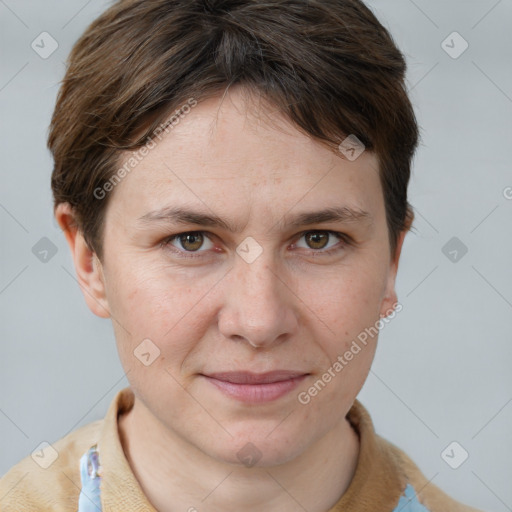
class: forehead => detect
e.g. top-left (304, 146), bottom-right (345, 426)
top-left (106, 88), bottom-right (383, 228)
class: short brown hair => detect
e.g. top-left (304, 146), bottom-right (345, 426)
top-left (49, 0), bottom-right (419, 261)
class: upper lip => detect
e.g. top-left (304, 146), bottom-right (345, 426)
top-left (203, 371), bottom-right (308, 384)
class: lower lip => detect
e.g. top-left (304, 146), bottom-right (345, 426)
top-left (202, 375), bottom-right (308, 403)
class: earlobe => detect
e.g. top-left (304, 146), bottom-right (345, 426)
top-left (55, 203), bottom-right (111, 319)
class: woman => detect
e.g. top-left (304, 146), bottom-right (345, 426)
top-left (0, 1), bottom-right (482, 510)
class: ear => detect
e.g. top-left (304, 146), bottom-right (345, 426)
top-left (379, 228), bottom-right (407, 318)
top-left (55, 203), bottom-right (111, 319)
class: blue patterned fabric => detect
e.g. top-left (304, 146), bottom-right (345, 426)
top-left (392, 483), bottom-right (431, 511)
top-left (77, 445), bottom-right (102, 512)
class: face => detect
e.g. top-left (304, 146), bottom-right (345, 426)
top-left (68, 87), bottom-right (404, 467)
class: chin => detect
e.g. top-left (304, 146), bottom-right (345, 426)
top-left (204, 429), bottom-right (311, 469)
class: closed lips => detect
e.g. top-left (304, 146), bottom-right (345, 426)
top-left (203, 371), bottom-right (308, 384)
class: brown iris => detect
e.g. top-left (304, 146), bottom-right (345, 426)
top-left (304, 232), bottom-right (329, 250)
top-left (179, 232), bottom-right (204, 251)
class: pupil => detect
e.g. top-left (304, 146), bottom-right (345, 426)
top-left (182, 233), bottom-right (202, 251)
top-left (308, 232), bottom-right (328, 249)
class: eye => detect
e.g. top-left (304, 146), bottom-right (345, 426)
top-left (294, 230), bottom-right (349, 254)
top-left (160, 229), bottom-right (350, 260)
top-left (161, 231), bottom-right (215, 257)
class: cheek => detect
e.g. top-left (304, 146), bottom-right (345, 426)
top-left (296, 271), bottom-right (380, 413)
top-left (107, 261), bottom-right (216, 357)
top-left (299, 260), bottom-right (387, 352)
top-left (106, 246), bottom-right (388, 374)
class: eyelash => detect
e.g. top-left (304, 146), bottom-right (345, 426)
top-left (160, 230), bottom-right (352, 259)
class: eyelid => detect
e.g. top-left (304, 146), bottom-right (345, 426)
top-left (161, 229), bottom-right (351, 258)
top-left (160, 231), bottom-right (216, 258)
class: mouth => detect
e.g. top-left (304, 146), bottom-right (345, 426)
top-left (200, 371), bottom-right (309, 403)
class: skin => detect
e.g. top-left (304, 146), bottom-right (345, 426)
top-left (56, 86), bottom-right (407, 512)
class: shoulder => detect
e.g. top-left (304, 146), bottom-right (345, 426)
top-left (376, 435), bottom-right (483, 512)
top-left (0, 419), bottom-right (103, 512)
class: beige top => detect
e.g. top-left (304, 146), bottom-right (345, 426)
top-left (0, 387), bottom-right (482, 511)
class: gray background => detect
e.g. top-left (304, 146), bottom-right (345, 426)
top-left (1, 0), bottom-right (511, 510)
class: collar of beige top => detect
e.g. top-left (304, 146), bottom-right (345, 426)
top-left (95, 387), bottom-right (406, 512)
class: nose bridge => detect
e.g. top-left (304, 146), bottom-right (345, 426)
top-left (218, 248), bottom-right (296, 347)
top-left (242, 254), bottom-right (282, 298)
top-left (234, 250), bottom-right (284, 315)
top-left (239, 244), bottom-right (275, 284)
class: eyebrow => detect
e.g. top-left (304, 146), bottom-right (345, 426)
top-left (137, 205), bottom-right (373, 232)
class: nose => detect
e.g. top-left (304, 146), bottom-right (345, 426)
top-left (217, 255), bottom-right (298, 349)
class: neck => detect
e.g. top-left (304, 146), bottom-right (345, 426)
top-left (118, 398), bottom-right (360, 512)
